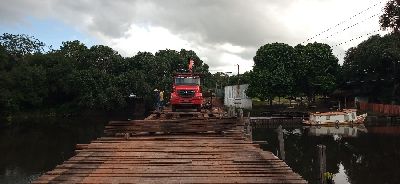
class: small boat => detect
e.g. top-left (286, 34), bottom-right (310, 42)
top-left (303, 109), bottom-right (367, 126)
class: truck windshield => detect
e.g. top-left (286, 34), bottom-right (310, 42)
top-left (175, 77), bottom-right (200, 85)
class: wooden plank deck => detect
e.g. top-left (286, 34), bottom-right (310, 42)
top-left (250, 117), bottom-right (303, 129)
top-left (104, 118), bottom-right (237, 136)
top-left (33, 111), bottom-right (307, 184)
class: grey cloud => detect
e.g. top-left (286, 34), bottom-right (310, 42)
top-left (0, 0), bottom-right (297, 47)
top-left (240, 47), bottom-right (258, 60)
top-left (52, 0), bottom-right (138, 38)
top-left (0, 0), bottom-right (309, 71)
top-left (138, 0), bottom-right (293, 47)
top-left (0, 0), bottom-right (49, 24)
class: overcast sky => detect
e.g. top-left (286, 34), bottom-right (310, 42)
top-left (0, 0), bottom-right (388, 73)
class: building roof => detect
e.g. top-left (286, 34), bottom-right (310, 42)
top-left (311, 112), bottom-right (347, 116)
top-left (343, 109), bottom-right (357, 112)
top-left (310, 109), bottom-right (357, 116)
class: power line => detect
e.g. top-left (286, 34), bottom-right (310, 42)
top-left (332, 29), bottom-right (380, 47)
top-left (324, 13), bottom-right (380, 40)
top-left (331, 29), bottom-right (381, 61)
top-left (302, 1), bottom-right (385, 44)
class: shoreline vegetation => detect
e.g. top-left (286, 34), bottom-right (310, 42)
top-left (1, 30), bottom-right (399, 120)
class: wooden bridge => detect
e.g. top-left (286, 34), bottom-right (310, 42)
top-left (250, 117), bottom-right (303, 129)
top-left (33, 109), bottom-right (307, 184)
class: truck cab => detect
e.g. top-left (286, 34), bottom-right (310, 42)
top-left (170, 73), bottom-right (203, 112)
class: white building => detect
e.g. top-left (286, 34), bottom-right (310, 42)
top-left (224, 84), bottom-right (252, 109)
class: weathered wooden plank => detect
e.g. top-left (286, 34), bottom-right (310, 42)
top-left (34, 176), bottom-right (308, 184)
top-left (34, 111), bottom-right (307, 184)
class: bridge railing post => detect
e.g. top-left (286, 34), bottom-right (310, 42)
top-left (228, 106), bottom-right (235, 117)
top-left (277, 125), bottom-right (285, 161)
top-left (248, 112), bottom-right (252, 141)
top-left (317, 144), bottom-right (327, 184)
top-left (238, 108), bottom-right (243, 120)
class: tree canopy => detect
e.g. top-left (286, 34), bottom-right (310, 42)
top-left (294, 43), bottom-right (340, 100)
top-left (0, 33), bottom-right (45, 57)
top-left (247, 42), bottom-right (339, 103)
top-left (0, 33), bottom-right (211, 115)
top-left (342, 33), bottom-right (400, 104)
top-left (247, 43), bottom-right (296, 102)
top-left (380, 0), bottom-right (400, 34)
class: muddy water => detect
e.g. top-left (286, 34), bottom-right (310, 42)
top-left (253, 124), bottom-right (400, 184)
top-left (1, 117), bottom-right (400, 184)
top-left (0, 117), bottom-right (108, 184)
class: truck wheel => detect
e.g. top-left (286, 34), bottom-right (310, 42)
top-left (197, 105), bottom-right (201, 112)
top-left (172, 105), bottom-right (176, 112)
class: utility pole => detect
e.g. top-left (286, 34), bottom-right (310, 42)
top-left (235, 64), bottom-right (241, 108)
top-left (236, 64), bottom-right (240, 99)
top-left (237, 64), bottom-right (240, 85)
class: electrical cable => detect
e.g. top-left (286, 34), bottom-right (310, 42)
top-left (302, 1), bottom-right (385, 44)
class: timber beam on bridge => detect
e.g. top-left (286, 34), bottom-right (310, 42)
top-left (33, 108), bottom-right (307, 184)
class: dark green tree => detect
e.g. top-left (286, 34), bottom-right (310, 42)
top-left (0, 33), bottom-right (45, 57)
top-left (0, 45), bottom-right (11, 70)
top-left (228, 71), bottom-right (251, 86)
top-left (0, 34), bottom-right (48, 113)
top-left (202, 72), bottom-right (231, 96)
top-left (58, 40), bottom-right (88, 64)
top-left (6, 63), bottom-right (47, 110)
top-left (380, 0), bottom-right (400, 34)
top-left (125, 52), bottom-right (157, 96)
top-left (342, 34), bottom-right (400, 103)
top-left (87, 45), bottom-right (124, 75)
top-left (294, 43), bottom-right (339, 101)
top-left (153, 49), bottom-right (210, 94)
top-left (247, 43), bottom-right (296, 104)
top-left (0, 32), bottom-right (212, 115)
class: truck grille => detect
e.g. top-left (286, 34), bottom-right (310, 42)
top-left (178, 90), bottom-right (195, 98)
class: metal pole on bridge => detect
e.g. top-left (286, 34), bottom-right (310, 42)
top-left (248, 112), bottom-right (252, 141)
top-left (277, 125), bottom-right (285, 161)
top-left (317, 144), bottom-right (327, 184)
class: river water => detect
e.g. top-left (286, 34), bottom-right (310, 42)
top-left (0, 117), bottom-right (108, 184)
top-left (1, 117), bottom-right (400, 184)
top-left (253, 124), bottom-right (400, 184)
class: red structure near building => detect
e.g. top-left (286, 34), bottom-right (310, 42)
top-left (359, 102), bottom-right (400, 116)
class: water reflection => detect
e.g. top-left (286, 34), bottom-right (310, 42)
top-left (0, 117), bottom-right (107, 184)
top-left (1, 117), bottom-right (400, 184)
top-left (305, 125), bottom-right (368, 137)
top-left (332, 163), bottom-right (350, 184)
top-left (253, 124), bottom-right (400, 184)
top-left (367, 126), bottom-right (400, 135)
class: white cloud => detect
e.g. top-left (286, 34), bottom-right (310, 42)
top-left (103, 24), bottom-right (191, 56)
top-left (0, 0), bottom-right (391, 70)
top-left (278, 0), bottom-right (388, 64)
top-left (213, 53), bottom-right (253, 74)
top-left (96, 24), bottom-right (253, 74)
top-left (218, 43), bottom-right (246, 54)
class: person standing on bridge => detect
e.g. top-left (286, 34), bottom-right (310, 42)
top-left (159, 90), bottom-right (164, 111)
top-left (154, 89), bottom-right (160, 113)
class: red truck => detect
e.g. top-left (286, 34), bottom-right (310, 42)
top-left (170, 72), bottom-right (203, 112)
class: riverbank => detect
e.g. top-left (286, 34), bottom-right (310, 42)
top-left (249, 99), bottom-right (334, 117)
top-left (2, 114), bottom-right (400, 184)
top-left (0, 116), bottom-right (109, 184)
top-left (0, 107), bottom-right (148, 127)
top-left (250, 99), bottom-right (400, 119)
